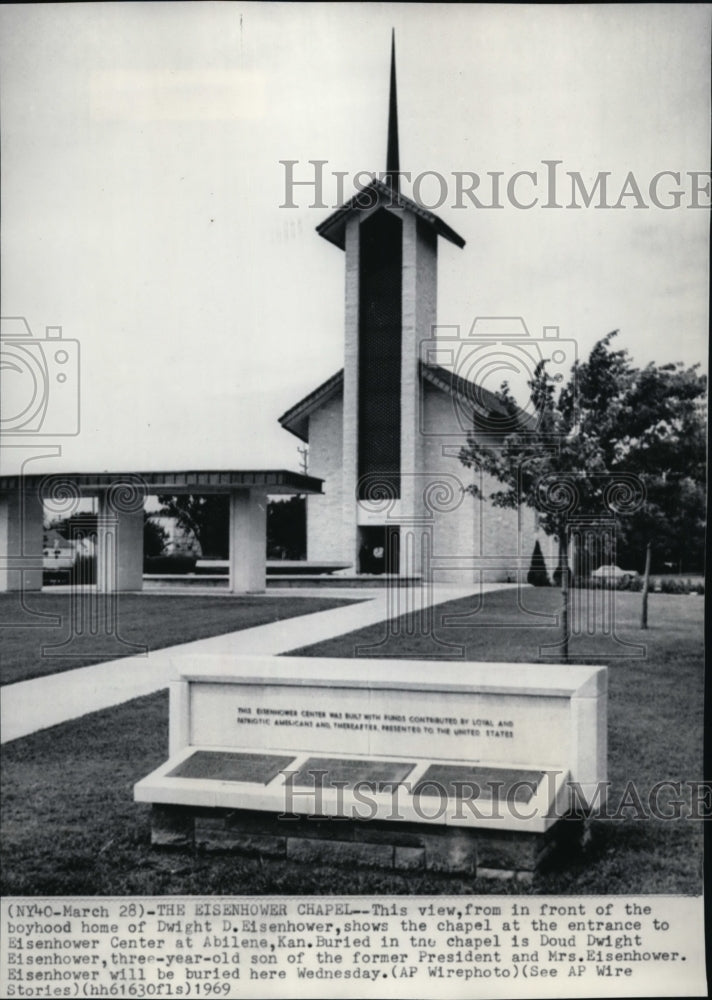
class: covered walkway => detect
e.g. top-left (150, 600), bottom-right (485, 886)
top-left (0, 468), bottom-right (322, 594)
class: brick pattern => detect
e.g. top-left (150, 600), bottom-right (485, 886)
top-left (341, 216), bottom-right (361, 567)
top-left (302, 201), bottom-right (539, 576)
top-left (420, 384), bottom-right (538, 582)
top-left (151, 805), bottom-right (569, 877)
top-left (305, 373), bottom-right (537, 581)
top-left (306, 390), bottom-right (345, 562)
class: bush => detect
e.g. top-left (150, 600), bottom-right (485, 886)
top-left (143, 554), bottom-right (197, 575)
top-left (576, 574), bottom-right (642, 591)
top-left (527, 540), bottom-right (550, 587)
top-left (656, 577), bottom-right (704, 595)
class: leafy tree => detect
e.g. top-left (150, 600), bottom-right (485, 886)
top-left (596, 350), bottom-right (706, 625)
top-left (157, 494), bottom-right (308, 562)
top-left (144, 515), bottom-right (168, 558)
top-left (267, 495), bottom-right (306, 560)
top-left (50, 512), bottom-right (99, 538)
top-left (157, 495), bottom-right (229, 558)
top-left (459, 331), bottom-right (706, 654)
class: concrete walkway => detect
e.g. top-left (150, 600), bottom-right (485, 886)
top-left (1, 583), bottom-right (513, 743)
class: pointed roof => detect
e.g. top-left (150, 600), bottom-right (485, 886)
top-left (278, 363), bottom-right (514, 442)
top-left (316, 35), bottom-right (465, 251)
top-left (277, 370), bottom-right (345, 442)
top-left (317, 177), bottom-right (465, 250)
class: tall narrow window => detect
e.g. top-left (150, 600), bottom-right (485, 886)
top-left (357, 209), bottom-right (402, 498)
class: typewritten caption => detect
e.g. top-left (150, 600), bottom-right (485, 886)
top-left (0, 896), bottom-right (705, 999)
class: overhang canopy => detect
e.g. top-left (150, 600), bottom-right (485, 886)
top-left (0, 469), bottom-right (323, 496)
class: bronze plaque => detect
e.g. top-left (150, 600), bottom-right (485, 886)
top-left (291, 756), bottom-right (414, 791)
top-left (168, 750), bottom-right (296, 785)
top-left (413, 764), bottom-right (545, 804)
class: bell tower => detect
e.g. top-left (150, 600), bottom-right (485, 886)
top-left (316, 34), bottom-right (465, 575)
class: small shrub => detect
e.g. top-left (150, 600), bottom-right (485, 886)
top-left (659, 577), bottom-right (689, 594)
top-left (144, 554), bottom-right (197, 575)
top-left (527, 540), bottom-right (550, 587)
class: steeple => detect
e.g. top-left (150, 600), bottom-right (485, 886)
top-left (316, 33), bottom-right (464, 252)
top-left (385, 29), bottom-right (400, 192)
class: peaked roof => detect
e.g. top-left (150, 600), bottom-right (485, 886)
top-left (278, 370), bottom-right (344, 442)
top-left (278, 363), bottom-right (513, 442)
top-left (317, 34), bottom-right (464, 251)
top-left (316, 177), bottom-right (465, 251)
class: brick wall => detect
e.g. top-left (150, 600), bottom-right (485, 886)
top-left (306, 389), bottom-right (347, 563)
top-left (421, 383), bottom-right (536, 582)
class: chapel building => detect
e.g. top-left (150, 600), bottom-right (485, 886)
top-left (279, 37), bottom-right (538, 583)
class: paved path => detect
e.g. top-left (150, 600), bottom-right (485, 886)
top-left (1, 583), bottom-right (513, 743)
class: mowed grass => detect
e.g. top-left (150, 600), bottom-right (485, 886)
top-left (0, 592), bottom-right (360, 686)
top-left (1, 588), bottom-right (703, 896)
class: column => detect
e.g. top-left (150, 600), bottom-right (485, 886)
top-left (229, 489), bottom-right (267, 593)
top-left (400, 215), bottom-right (438, 576)
top-left (0, 486), bottom-right (44, 592)
top-left (97, 491), bottom-right (144, 592)
top-left (342, 215), bottom-right (361, 568)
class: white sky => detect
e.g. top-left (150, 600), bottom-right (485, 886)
top-left (1, 2), bottom-right (709, 477)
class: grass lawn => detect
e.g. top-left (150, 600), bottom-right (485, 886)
top-left (0, 592), bottom-right (360, 686)
top-left (1, 587), bottom-right (703, 896)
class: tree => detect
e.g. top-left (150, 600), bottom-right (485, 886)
top-left (157, 493), bottom-right (309, 561)
top-left (459, 331), bottom-right (706, 655)
top-left (267, 495), bottom-right (306, 560)
top-left (50, 512), bottom-right (99, 538)
top-left (156, 495), bottom-right (229, 558)
top-left (595, 351), bottom-right (706, 626)
top-left (144, 514), bottom-right (168, 558)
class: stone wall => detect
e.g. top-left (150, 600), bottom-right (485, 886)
top-left (151, 805), bottom-right (563, 880)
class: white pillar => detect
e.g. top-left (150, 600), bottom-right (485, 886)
top-left (97, 493), bottom-right (144, 592)
top-left (229, 489), bottom-right (267, 593)
top-left (342, 215), bottom-right (361, 568)
top-left (0, 487), bottom-right (44, 592)
top-left (400, 215), bottom-right (438, 577)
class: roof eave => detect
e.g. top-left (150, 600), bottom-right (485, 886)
top-left (278, 370), bottom-right (345, 442)
top-left (316, 179), bottom-right (465, 250)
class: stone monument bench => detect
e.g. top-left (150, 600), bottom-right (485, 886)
top-left (134, 655), bottom-right (606, 876)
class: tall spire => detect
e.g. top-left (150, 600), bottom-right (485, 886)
top-left (385, 29), bottom-right (400, 193)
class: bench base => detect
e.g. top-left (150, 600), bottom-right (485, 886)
top-left (150, 804), bottom-right (588, 880)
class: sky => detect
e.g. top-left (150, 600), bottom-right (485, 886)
top-left (1, 2), bottom-right (709, 478)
